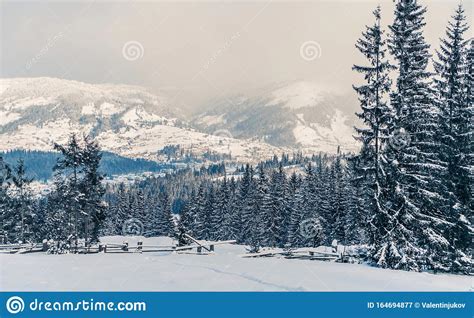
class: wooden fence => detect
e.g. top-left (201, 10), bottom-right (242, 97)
top-left (0, 237), bottom-right (237, 255)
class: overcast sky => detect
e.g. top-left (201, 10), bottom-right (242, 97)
top-left (1, 0), bottom-right (472, 110)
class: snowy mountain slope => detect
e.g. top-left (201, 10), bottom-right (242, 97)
top-left (0, 78), bottom-right (282, 162)
top-left (192, 81), bottom-right (361, 153)
top-left (0, 77), bottom-right (176, 133)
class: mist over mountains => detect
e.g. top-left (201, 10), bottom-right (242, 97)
top-left (193, 81), bottom-right (359, 153)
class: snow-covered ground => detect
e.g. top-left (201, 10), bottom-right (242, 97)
top-left (0, 236), bottom-right (470, 291)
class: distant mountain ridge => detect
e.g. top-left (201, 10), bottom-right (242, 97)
top-left (0, 78), bottom-right (359, 163)
top-left (0, 77), bottom-right (282, 162)
top-left (192, 81), bottom-right (360, 153)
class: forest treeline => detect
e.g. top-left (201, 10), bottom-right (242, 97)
top-left (0, 149), bottom-right (169, 181)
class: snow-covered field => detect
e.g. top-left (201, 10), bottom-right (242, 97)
top-left (0, 237), bottom-right (470, 291)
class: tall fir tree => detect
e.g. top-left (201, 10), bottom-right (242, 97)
top-left (114, 183), bottom-right (131, 234)
top-left (0, 157), bottom-right (11, 243)
top-left (52, 134), bottom-right (106, 244)
top-left (344, 156), bottom-right (369, 245)
top-left (180, 187), bottom-right (197, 237)
top-left (196, 184), bottom-right (215, 240)
top-left (191, 183), bottom-right (207, 239)
top-left (237, 164), bottom-right (254, 244)
top-left (328, 148), bottom-right (347, 244)
top-left (261, 165), bottom-right (286, 247)
top-left (247, 165), bottom-right (266, 249)
top-left (145, 196), bottom-right (163, 237)
top-left (383, 0), bottom-right (444, 271)
top-left (352, 6), bottom-right (394, 253)
top-left (285, 171), bottom-right (300, 245)
top-left (81, 136), bottom-right (106, 243)
top-left (157, 191), bottom-right (176, 237)
top-left (44, 177), bottom-right (70, 240)
top-left (177, 199), bottom-right (193, 237)
top-left (433, 5), bottom-right (472, 273)
top-left (227, 177), bottom-right (241, 240)
top-left (213, 177), bottom-right (230, 241)
top-left (54, 133), bottom-right (84, 240)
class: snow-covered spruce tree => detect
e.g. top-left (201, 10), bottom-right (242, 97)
top-left (212, 176), bottom-right (230, 241)
top-left (309, 161), bottom-right (325, 248)
top-left (317, 157), bottom-right (335, 246)
top-left (177, 199), bottom-right (193, 237)
top-left (144, 196), bottom-right (162, 237)
top-left (81, 136), bottom-right (106, 244)
top-left (290, 163), bottom-right (323, 247)
top-left (190, 183), bottom-right (207, 239)
top-left (226, 176), bottom-right (241, 240)
top-left (246, 165), bottom-right (266, 250)
top-left (130, 188), bottom-right (147, 224)
top-left (433, 5), bottom-right (472, 273)
top-left (276, 164), bottom-right (290, 246)
top-left (52, 134), bottom-right (106, 244)
top-left (344, 156), bottom-right (369, 245)
top-left (10, 160), bottom-right (34, 243)
top-left (113, 183), bottom-right (130, 234)
top-left (383, 0), bottom-right (445, 271)
top-left (352, 6), bottom-right (394, 253)
top-left (261, 165), bottom-right (286, 247)
top-left (44, 177), bottom-right (70, 240)
top-left (196, 184), bottom-right (215, 240)
top-left (157, 191), bottom-right (176, 237)
top-left (179, 187), bottom-right (197, 237)
top-left (53, 133), bottom-right (85, 241)
top-left (285, 171), bottom-right (300, 246)
top-left (0, 157), bottom-right (10, 185)
top-left (237, 164), bottom-right (254, 244)
top-left (101, 210), bottom-right (116, 236)
top-left (328, 148), bottom-right (347, 244)
top-left (287, 186), bottom-right (304, 247)
top-left (0, 157), bottom-right (12, 243)
top-left (31, 198), bottom-right (48, 242)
